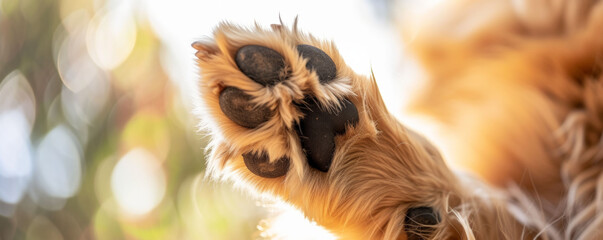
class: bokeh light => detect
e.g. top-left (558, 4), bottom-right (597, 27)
top-left (111, 148), bottom-right (166, 217)
top-left (0, 0), bottom-right (431, 238)
top-left (26, 216), bottom-right (64, 240)
top-left (86, 7), bottom-right (137, 70)
top-left (0, 108), bottom-right (32, 205)
top-left (55, 10), bottom-right (96, 93)
top-left (35, 124), bottom-right (82, 199)
top-left (0, 71), bottom-right (35, 213)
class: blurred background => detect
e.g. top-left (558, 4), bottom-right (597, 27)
top-left (0, 0), bottom-right (441, 239)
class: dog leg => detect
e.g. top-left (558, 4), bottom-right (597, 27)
top-left (194, 21), bottom-right (532, 240)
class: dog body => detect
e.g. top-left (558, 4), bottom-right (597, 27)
top-left (194, 0), bottom-right (603, 239)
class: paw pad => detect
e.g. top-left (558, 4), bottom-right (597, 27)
top-left (235, 45), bottom-right (287, 86)
top-left (404, 207), bottom-right (440, 240)
top-left (297, 98), bottom-right (358, 172)
top-left (297, 44), bottom-right (337, 83)
top-left (219, 87), bottom-right (272, 128)
top-left (243, 151), bottom-right (290, 178)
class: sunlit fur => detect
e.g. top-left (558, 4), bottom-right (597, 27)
top-left (194, 0), bottom-right (603, 239)
top-left (401, 0), bottom-right (603, 239)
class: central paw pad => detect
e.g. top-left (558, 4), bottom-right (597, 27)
top-left (218, 44), bottom-right (359, 176)
top-left (297, 98), bottom-right (358, 172)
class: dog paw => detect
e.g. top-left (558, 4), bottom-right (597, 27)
top-left (194, 22), bottom-right (358, 179)
top-left (194, 22), bottom-right (451, 239)
top-left (209, 40), bottom-right (358, 174)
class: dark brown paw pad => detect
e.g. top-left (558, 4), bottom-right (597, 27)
top-left (297, 44), bottom-right (337, 83)
top-left (243, 151), bottom-right (290, 178)
top-left (297, 98), bottom-right (359, 172)
top-left (404, 207), bottom-right (440, 240)
top-left (235, 44), bottom-right (337, 86)
top-left (235, 45), bottom-right (288, 86)
top-left (219, 87), bottom-right (272, 129)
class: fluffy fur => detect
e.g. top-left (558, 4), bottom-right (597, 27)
top-left (193, 0), bottom-right (603, 239)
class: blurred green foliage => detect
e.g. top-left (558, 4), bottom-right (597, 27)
top-left (0, 0), bottom-right (265, 239)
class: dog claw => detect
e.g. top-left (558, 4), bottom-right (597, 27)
top-left (270, 24), bottom-right (283, 32)
top-left (195, 50), bottom-right (209, 59)
top-left (192, 40), bottom-right (219, 60)
top-left (191, 41), bottom-right (205, 50)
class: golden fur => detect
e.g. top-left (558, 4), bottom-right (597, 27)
top-left (193, 0), bottom-right (603, 239)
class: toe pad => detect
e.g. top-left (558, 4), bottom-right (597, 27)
top-left (243, 151), bottom-right (290, 178)
top-left (297, 44), bottom-right (337, 83)
top-left (235, 45), bottom-right (287, 86)
top-left (219, 87), bottom-right (272, 128)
